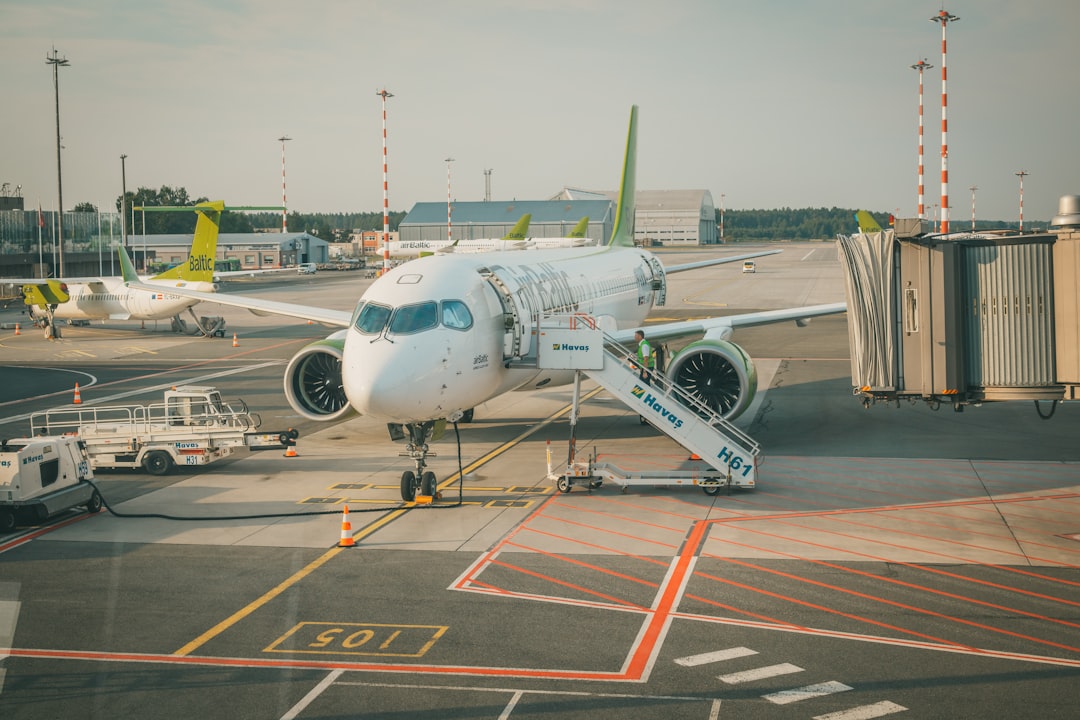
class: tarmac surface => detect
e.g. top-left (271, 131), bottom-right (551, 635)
top-left (1, 243), bottom-right (1078, 719)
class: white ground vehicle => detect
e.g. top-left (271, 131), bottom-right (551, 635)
top-left (0, 435), bottom-right (101, 533)
top-left (30, 386), bottom-right (298, 476)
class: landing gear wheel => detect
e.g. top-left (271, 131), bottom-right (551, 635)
top-left (400, 470), bottom-right (417, 502)
top-left (142, 450), bottom-right (173, 476)
top-left (421, 471), bottom-right (436, 496)
top-left (460, 408), bottom-right (474, 423)
top-left (0, 508), bottom-right (14, 533)
top-left (86, 490), bottom-right (103, 514)
top-left (557, 476), bottom-right (571, 494)
top-left (702, 482), bottom-right (722, 496)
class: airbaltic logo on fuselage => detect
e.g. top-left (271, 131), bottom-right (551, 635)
top-left (630, 385), bottom-right (684, 429)
top-left (188, 254), bottom-right (215, 273)
top-left (551, 343), bottom-right (591, 352)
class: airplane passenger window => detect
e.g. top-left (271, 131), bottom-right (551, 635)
top-left (441, 300), bottom-right (472, 330)
top-left (354, 302), bottom-right (392, 334)
top-left (389, 302), bottom-right (438, 334)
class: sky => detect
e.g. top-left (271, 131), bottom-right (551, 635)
top-left (2, 0), bottom-right (1079, 223)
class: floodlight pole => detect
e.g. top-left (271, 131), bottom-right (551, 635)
top-left (279, 135), bottom-right (291, 233)
top-left (911, 59), bottom-right (933, 219)
top-left (376, 88), bottom-right (393, 276)
top-left (120, 154), bottom-right (128, 250)
top-left (1016, 170), bottom-right (1029, 231)
top-left (445, 157), bottom-right (455, 243)
top-left (969, 185), bottom-right (977, 231)
top-left (931, 10), bottom-right (959, 234)
top-left (47, 47), bottom-right (70, 277)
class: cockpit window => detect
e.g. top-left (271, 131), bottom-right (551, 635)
top-left (388, 301), bottom-right (438, 334)
top-left (441, 300), bottom-right (472, 330)
top-left (354, 302), bottom-right (392, 335)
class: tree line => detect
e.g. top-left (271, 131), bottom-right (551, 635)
top-left (718, 206), bottom-right (1024, 241)
top-left (71, 187), bottom-right (1025, 243)
top-left (81, 186), bottom-right (405, 240)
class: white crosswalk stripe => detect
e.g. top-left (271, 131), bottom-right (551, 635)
top-left (813, 700), bottom-right (909, 719)
top-left (764, 680), bottom-right (853, 705)
top-left (718, 662), bottom-right (804, 684)
top-left (674, 647), bottom-right (758, 667)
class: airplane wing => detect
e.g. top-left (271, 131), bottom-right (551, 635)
top-left (663, 248), bottom-right (781, 274)
top-left (123, 280), bottom-right (352, 327)
top-left (119, 246), bottom-right (350, 326)
top-left (607, 302), bottom-right (847, 346)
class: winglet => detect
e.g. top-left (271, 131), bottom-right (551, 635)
top-left (151, 200), bottom-right (225, 282)
top-left (503, 214), bottom-right (531, 241)
top-left (568, 216), bottom-right (589, 239)
top-left (609, 106), bottom-right (638, 248)
top-left (854, 210), bottom-right (883, 234)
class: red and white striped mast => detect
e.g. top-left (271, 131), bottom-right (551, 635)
top-left (376, 88), bottom-right (393, 276)
top-left (1016, 170), bottom-right (1028, 231)
top-left (970, 185), bottom-right (978, 231)
top-left (278, 135), bottom-right (291, 233)
top-left (931, 9), bottom-right (959, 234)
top-left (445, 157), bottom-right (455, 244)
top-left (910, 59), bottom-right (932, 220)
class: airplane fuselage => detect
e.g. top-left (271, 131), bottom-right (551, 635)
top-left (29, 277), bottom-right (216, 322)
top-left (341, 245), bottom-right (664, 423)
top-left (383, 236), bottom-right (592, 258)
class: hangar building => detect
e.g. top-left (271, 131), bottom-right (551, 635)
top-left (400, 190), bottom-right (719, 247)
top-left (398, 200), bottom-right (614, 244)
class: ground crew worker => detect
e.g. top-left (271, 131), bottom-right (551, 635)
top-left (634, 329), bottom-right (654, 384)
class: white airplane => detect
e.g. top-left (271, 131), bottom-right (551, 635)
top-left (383, 214), bottom-right (595, 258)
top-left (19, 201), bottom-right (227, 339)
top-left (523, 216), bottom-right (597, 249)
top-left (382, 215), bottom-right (531, 258)
top-left (121, 106), bottom-right (846, 499)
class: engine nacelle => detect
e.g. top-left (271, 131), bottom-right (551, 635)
top-left (283, 331), bottom-right (354, 421)
top-left (665, 338), bottom-right (757, 421)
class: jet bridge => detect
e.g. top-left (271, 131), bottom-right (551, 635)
top-left (538, 314), bottom-right (759, 492)
top-left (837, 195), bottom-right (1080, 413)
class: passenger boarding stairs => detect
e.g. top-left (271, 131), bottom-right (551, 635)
top-left (535, 314), bottom-right (760, 488)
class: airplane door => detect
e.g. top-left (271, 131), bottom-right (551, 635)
top-left (481, 269), bottom-right (534, 361)
top-left (645, 255), bottom-right (667, 306)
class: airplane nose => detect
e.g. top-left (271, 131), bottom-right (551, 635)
top-left (342, 332), bottom-right (455, 422)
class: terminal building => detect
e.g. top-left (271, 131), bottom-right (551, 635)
top-left (126, 232), bottom-right (328, 271)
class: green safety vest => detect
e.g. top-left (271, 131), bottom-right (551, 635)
top-left (636, 339), bottom-right (654, 368)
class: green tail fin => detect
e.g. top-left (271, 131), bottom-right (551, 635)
top-left (151, 200), bottom-right (224, 282)
top-left (854, 210), bottom-right (883, 234)
top-left (503, 214), bottom-right (531, 241)
top-left (568, 216), bottom-right (589, 238)
top-left (609, 106), bottom-right (638, 247)
top-left (118, 244), bottom-right (140, 283)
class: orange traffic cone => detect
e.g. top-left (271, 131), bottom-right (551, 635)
top-left (284, 444), bottom-right (298, 457)
top-left (73, 382), bottom-right (82, 404)
top-left (232, 333), bottom-right (239, 347)
top-left (14, 323), bottom-right (20, 335)
top-left (337, 505), bottom-right (355, 547)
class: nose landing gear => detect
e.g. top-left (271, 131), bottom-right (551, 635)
top-left (396, 421), bottom-right (439, 502)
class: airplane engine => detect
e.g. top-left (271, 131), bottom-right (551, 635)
top-left (283, 332), bottom-right (353, 421)
top-left (665, 338), bottom-right (757, 421)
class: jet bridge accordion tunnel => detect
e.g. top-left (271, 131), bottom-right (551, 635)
top-left (836, 194), bottom-right (1080, 414)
